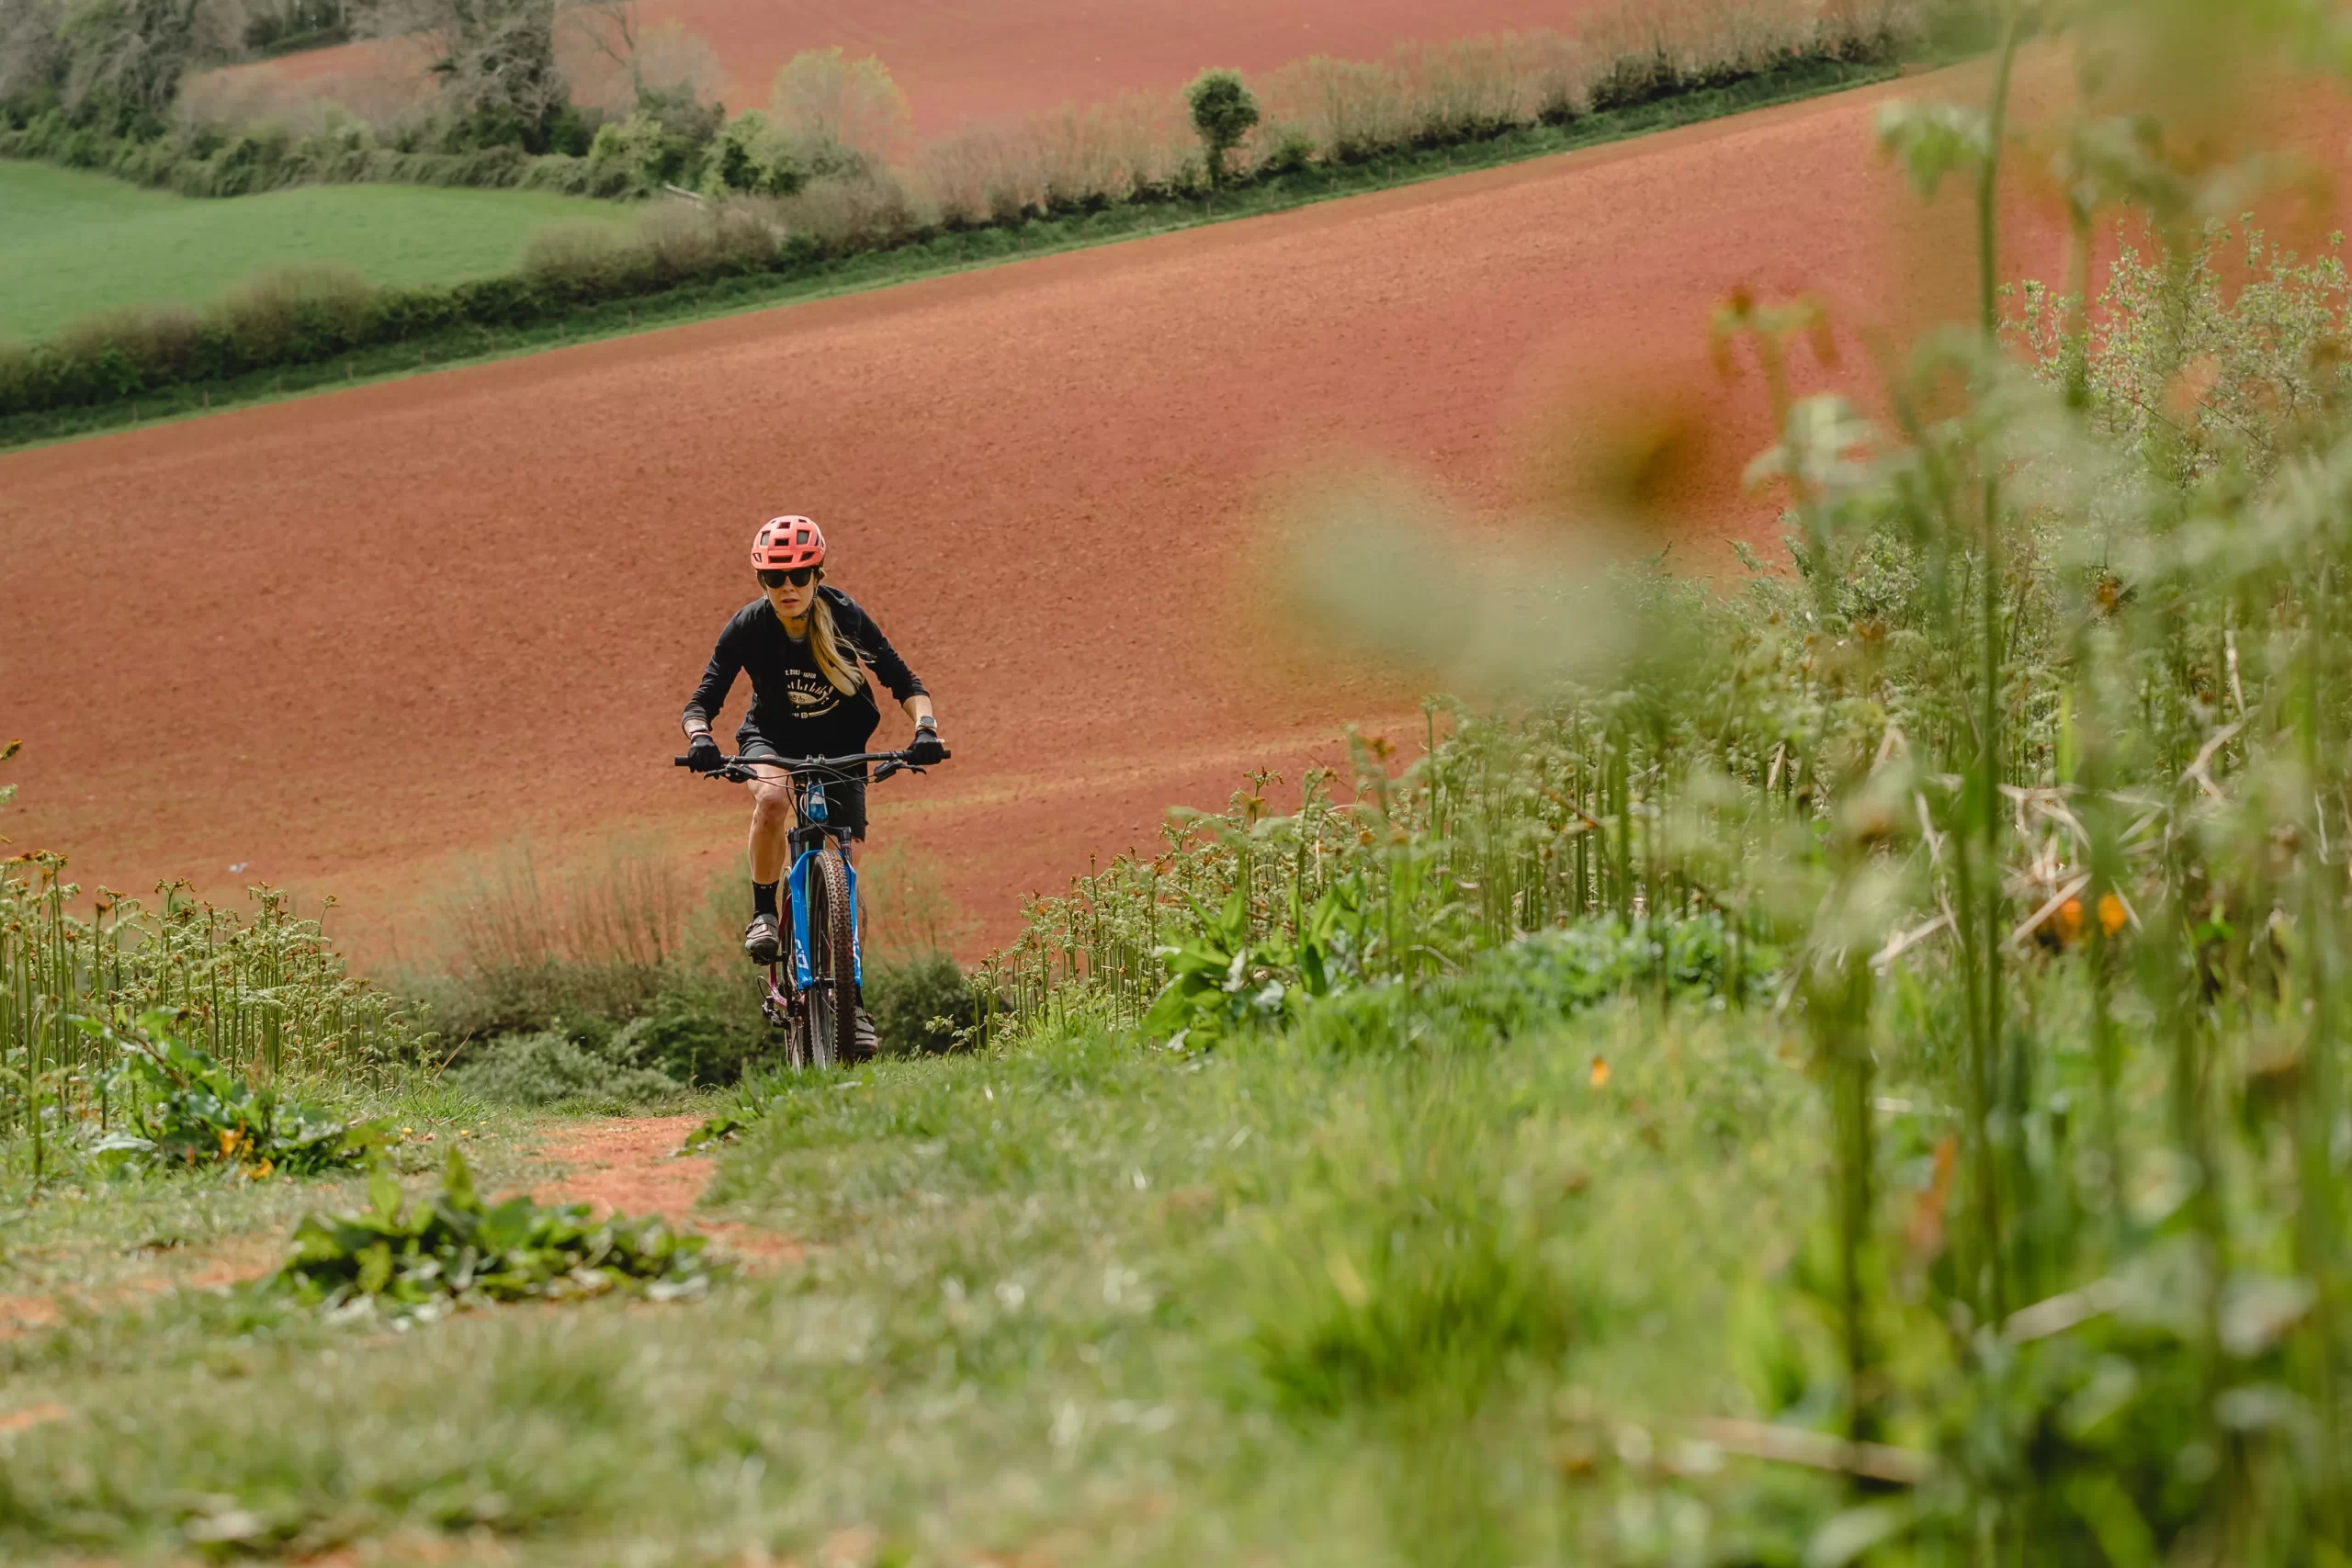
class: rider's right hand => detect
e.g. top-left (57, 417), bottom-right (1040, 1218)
top-left (687, 734), bottom-right (724, 773)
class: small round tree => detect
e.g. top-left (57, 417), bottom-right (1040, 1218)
top-left (1185, 68), bottom-right (1260, 191)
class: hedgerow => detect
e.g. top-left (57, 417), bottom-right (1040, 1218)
top-left (0, 50), bottom-right (1899, 432)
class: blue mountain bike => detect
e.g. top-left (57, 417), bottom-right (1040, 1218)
top-left (674, 748), bottom-right (929, 1070)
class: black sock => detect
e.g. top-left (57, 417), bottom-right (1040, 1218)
top-left (752, 880), bottom-right (779, 918)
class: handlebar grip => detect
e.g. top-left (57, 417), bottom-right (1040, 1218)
top-left (673, 755), bottom-right (691, 766)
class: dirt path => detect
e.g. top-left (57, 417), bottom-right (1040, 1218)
top-left (0, 1115), bottom-right (785, 1341)
top-left (531, 1113), bottom-right (798, 1269)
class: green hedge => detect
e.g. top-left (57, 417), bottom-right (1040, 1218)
top-left (0, 109), bottom-right (637, 200)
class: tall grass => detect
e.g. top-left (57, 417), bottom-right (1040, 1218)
top-left (987, 3), bottom-right (2352, 1556)
top-left (0, 821), bottom-right (423, 1182)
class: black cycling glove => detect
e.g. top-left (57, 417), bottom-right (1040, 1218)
top-left (908, 724), bottom-right (949, 766)
top-left (687, 733), bottom-right (724, 773)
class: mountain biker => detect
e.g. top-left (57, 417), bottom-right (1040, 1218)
top-left (680, 514), bottom-right (947, 1055)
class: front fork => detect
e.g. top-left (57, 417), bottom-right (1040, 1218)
top-left (785, 832), bottom-right (862, 994)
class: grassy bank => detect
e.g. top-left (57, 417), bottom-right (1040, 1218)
top-left (0, 1005), bottom-right (1829, 1564)
top-left (0, 55), bottom-right (1894, 453)
top-left (0, 162), bottom-right (632, 342)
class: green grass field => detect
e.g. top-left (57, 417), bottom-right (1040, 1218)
top-left (0, 160), bottom-right (633, 342)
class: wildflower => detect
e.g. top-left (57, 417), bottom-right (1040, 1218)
top-left (1589, 1056), bottom-right (1611, 1089)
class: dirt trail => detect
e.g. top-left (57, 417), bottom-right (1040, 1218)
top-left (532, 1113), bottom-right (797, 1268)
top-left (0, 1116), bottom-right (778, 1340)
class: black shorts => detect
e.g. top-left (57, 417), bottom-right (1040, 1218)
top-left (740, 737), bottom-right (868, 839)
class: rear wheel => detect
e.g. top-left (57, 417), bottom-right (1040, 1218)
top-left (803, 847), bottom-right (857, 1070)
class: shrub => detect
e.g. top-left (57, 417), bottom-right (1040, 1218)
top-left (212, 263), bottom-right (375, 365)
top-left (47, 302), bottom-right (202, 391)
top-left (520, 220), bottom-right (650, 300)
top-left (1186, 69), bottom-right (1261, 186)
top-left (629, 978), bottom-right (773, 1083)
top-left (89, 1013), bottom-right (390, 1177)
top-left (637, 198), bottom-right (778, 283)
top-left (707, 108), bottom-right (804, 195)
top-left (864, 949), bottom-right (973, 1055)
top-left (763, 172), bottom-right (926, 256)
top-left (446, 1024), bottom-right (684, 1111)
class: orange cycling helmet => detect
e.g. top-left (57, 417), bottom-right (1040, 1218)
top-left (752, 514), bottom-right (826, 571)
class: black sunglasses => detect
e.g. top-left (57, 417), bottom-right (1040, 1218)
top-left (758, 567), bottom-right (817, 589)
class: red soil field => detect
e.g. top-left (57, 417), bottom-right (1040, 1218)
top-left (7, 62), bottom-right (2346, 964)
top-left (212, 0), bottom-right (1600, 135)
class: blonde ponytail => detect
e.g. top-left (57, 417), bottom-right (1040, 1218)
top-left (808, 593), bottom-right (865, 696)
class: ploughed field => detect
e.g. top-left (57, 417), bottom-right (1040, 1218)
top-left (212, 0), bottom-right (1605, 134)
top-left (0, 62), bottom-right (2240, 956)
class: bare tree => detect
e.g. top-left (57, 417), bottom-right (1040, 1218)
top-left (557, 0), bottom-right (716, 116)
top-left (0, 0), bottom-right (71, 107)
top-left (367, 0), bottom-right (566, 133)
top-left (45, 0), bottom-right (243, 128)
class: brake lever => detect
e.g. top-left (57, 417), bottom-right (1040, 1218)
top-left (872, 760), bottom-right (905, 783)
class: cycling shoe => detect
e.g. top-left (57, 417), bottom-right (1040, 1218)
top-left (743, 911), bottom-right (783, 964)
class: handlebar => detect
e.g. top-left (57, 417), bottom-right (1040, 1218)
top-left (673, 748), bottom-right (933, 784)
top-left (672, 749), bottom-right (909, 771)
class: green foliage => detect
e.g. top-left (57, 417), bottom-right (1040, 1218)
top-left (704, 107), bottom-right (803, 195)
top-left (86, 1011), bottom-right (388, 1176)
top-left (443, 1024), bottom-right (684, 1112)
top-left (1289, 917), bottom-right (1776, 1059)
top-left (1, 837), bottom-right (422, 1189)
top-left (1186, 69), bottom-right (1260, 186)
top-left (862, 947), bottom-right (974, 1055)
top-left (277, 1147), bottom-right (711, 1317)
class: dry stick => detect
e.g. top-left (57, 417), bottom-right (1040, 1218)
top-left (1690, 1418), bottom-right (1934, 1487)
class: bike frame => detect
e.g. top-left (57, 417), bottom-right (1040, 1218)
top-left (783, 774), bottom-right (860, 992)
top-left (675, 747), bottom-right (925, 1048)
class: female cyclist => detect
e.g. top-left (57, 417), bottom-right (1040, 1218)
top-left (681, 515), bottom-right (947, 1053)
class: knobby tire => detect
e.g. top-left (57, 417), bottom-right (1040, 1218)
top-left (805, 848), bottom-right (856, 1069)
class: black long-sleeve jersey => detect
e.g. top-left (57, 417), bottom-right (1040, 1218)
top-left (682, 587), bottom-right (927, 761)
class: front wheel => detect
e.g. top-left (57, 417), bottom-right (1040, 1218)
top-left (802, 847), bottom-right (857, 1070)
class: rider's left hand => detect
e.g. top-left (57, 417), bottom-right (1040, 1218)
top-left (908, 724), bottom-right (949, 767)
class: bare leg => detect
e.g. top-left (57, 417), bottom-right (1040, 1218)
top-left (746, 764), bottom-right (795, 885)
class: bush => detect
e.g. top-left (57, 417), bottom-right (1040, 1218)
top-left (630, 975), bottom-right (774, 1083)
top-left (212, 263), bottom-right (374, 364)
top-left (707, 108), bottom-right (804, 195)
top-left (520, 220), bottom-right (651, 300)
top-left (445, 1024), bottom-right (684, 1112)
top-left (47, 302), bottom-right (203, 391)
top-left (864, 949), bottom-right (973, 1055)
top-left (90, 1013), bottom-right (390, 1177)
top-left (1186, 69), bottom-right (1260, 186)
